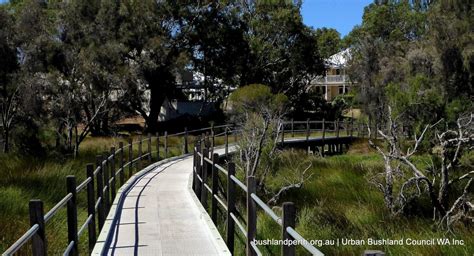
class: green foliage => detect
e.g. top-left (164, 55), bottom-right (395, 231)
top-left (386, 75), bottom-right (444, 126)
top-left (314, 27), bottom-right (342, 59)
top-left (229, 84), bottom-right (288, 116)
top-left (240, 146), bottom-right (474, 255)
top-left (347, 0), bottom-right (473, 132)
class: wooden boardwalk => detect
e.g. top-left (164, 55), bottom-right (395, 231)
top-left (92, 147), bottom-right (232, 256)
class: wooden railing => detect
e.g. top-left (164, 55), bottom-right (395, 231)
top-left (2, 125), bottom-right (230, 256)
top-left (2, 119), bottom-right (376, 256)
top-left (191, 119), bottom-right (373, 256)
top-left (193, 134), bottom-right (325, 255)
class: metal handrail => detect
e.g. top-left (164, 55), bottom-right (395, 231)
top-left (2, 224), bottom-right (39, 255)
top-left (76, 177), bottom-right (92, 193)
top-left (251, 193), bottom-right (282, 225)
top-left (44, 193), bottom-right (72, 223)
top-left (230, 175), bottom-right (247, 193)
top-left (286, 227), bottom-right (324, 256)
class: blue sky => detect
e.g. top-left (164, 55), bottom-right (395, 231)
top-left (301, 0), bottom-right (373, 37)
top-left (0, 0), bottom-right (371, 37)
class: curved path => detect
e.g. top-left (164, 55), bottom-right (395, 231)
top-left (92, 136), bottom-right (353, 255)
top-left (92, 147), bottom-right (232, 256)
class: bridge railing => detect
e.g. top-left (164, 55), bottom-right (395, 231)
top-left (191, 119), bottom-right (372, 256)
top-left (2, 125), bottom-right (229, 256)
top-left (3, 118), bottom-right (377, 255)
top-left (193, 130), bottom-right (325, 256)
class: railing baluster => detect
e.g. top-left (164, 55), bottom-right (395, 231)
top-left (86, 164), bottom-right (96, 253)
top-left (102, 152), bottom-right (110, 211)
top-left (211, 153), bottom-right (219, 223)
top-left (110, 147), bottom-right (116, 200)
top-left (119, 142), bottom-right (125, 186)
top-left (155, 132), bottom-right (160, 161)
top-left (164, 131), bottom-right (168, 159)
top-left (96, 155), bottom-right (105, 230)
top-left (306, 118), bottom-right (310, 142)
top-left (281, 121), bottom-right (285, 143)
top-left (291, 119), bottom-right (294, 137)
top-left (148, 133), bottom-right (152, 163)
top-left (225, 128), bottom-right (229, 157)
top-left (200, 147), bottom-right (209, 209)
top-left (194, 139), bottom-right (202, 196)
top-left (282, 202), bottom-right (296, 256)
top-left (29, 200), bottom-right (47, 256)
top-left (322, 118), bottom-right (326, 156)
top-left (226, 163), bottom-right (236, 254)
top-left (184, 127), bottom-right (189, 154)
top-left (128, 138), bottom-right (133, 178)
top-left (138, 136), bottom-right (143, 170)
top-left (66, 176), bottom-right (78, 256)
top-left (247, 176), bottom-right (257, 256)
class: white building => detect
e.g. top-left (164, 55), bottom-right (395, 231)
top-left (308, 49), bottom-right (354, 101)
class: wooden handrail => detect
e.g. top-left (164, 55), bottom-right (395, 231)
top-left (3, 119), bottom-right (364, 255)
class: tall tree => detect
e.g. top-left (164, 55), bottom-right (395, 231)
top-left (0, 7), bottom-right (19, 152)
top-left (117, 0), bottom-right (190, 131)
top-left (314, 27), bottom-right (342, 59)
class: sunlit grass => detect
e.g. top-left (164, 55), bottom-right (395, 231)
top-left (213, 141), bottom-right (473, 256)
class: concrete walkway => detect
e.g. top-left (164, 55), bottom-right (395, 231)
top-left (93, 148), bottom-right (231, 256)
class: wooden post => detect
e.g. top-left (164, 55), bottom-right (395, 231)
top-left (102, 153), bottom-right (110, 211)
top-left (128, 138), bottom-right (133, 178)
top-left (322, 119), bottom-right (326, 157)
top-left (66, 176), bottom-right (78, 256)
top-left (96, 155), bottom-right (105, 230)
top-left (233, 124), bottom-right (237, 143)
top-left (200, 147), bottom-right (209, 209)
top-left (29, 200), bottom-right (46, 256)
top-left (247, 176), bottom-right (257, 256)
top-left (336, 119), bottom-right (340, 138)
top-left (291, 119), bottom-right (294, 137)
top-left (192, 144), bottom-right (197, 195)
top-left (148, 133), bottom-right (152, 163)
top-left (351, 113), bottom-right (354, 137)
top-left (211, 153), bottom-right (219, 223)
top-left (195, 141), bottom-right (202, 196)
top-left (225, 128), bottom-right (229, 157)
top-left (306, 118), bottom-right (310, 142)
top-left (281, 121), bottom-right (285, 143)
top-left (164, 131), bottom-right (168, 159)
top-left (346, 120), bottom-right (350, 136)
top-left (184, 127), bottom-right (189, 154)
top-left (155, 132), bottom-right (160, 161)
top-left (282, 202), bottom-right (296, 256)
top-left (226, 163), bottom-right (236, 254)
top-left (119, 142), bottom-right (125, 186)
top-left (138, 136), bottom-right (142, 170)
top-left (86, 164), bottom-right (96, 253)
top-left (110, 147), bottom-right (116, 200)
top-left (211, 126), bottom-right (215, 157)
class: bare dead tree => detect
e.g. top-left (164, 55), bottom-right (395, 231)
top-left (267, 161), bottom-right (313, 205)
top-left (369, 107), bottom-right (473, 229)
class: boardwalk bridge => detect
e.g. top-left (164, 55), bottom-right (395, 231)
top-left (3, 119), bottom-right (374, 256)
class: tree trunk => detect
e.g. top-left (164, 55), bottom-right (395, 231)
top-left (146, 86), bottom-right (166, 132)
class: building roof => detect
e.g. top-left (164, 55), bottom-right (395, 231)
top-left (325, 48), bottom-right (351, 68)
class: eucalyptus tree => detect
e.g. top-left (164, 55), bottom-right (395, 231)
top-left (185, 1), bottom-right (248, 105)
top-left (239, 0), bottom-right (325, 114)
top-left (0, 7), bottom-right (18, 152)
top-left (116, 0), bottom-right (193, 132)
top-left (49, 0), bottom-right (124, 154)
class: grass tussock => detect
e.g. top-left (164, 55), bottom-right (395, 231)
top-left (226, 140), bottom-right (473, 255)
